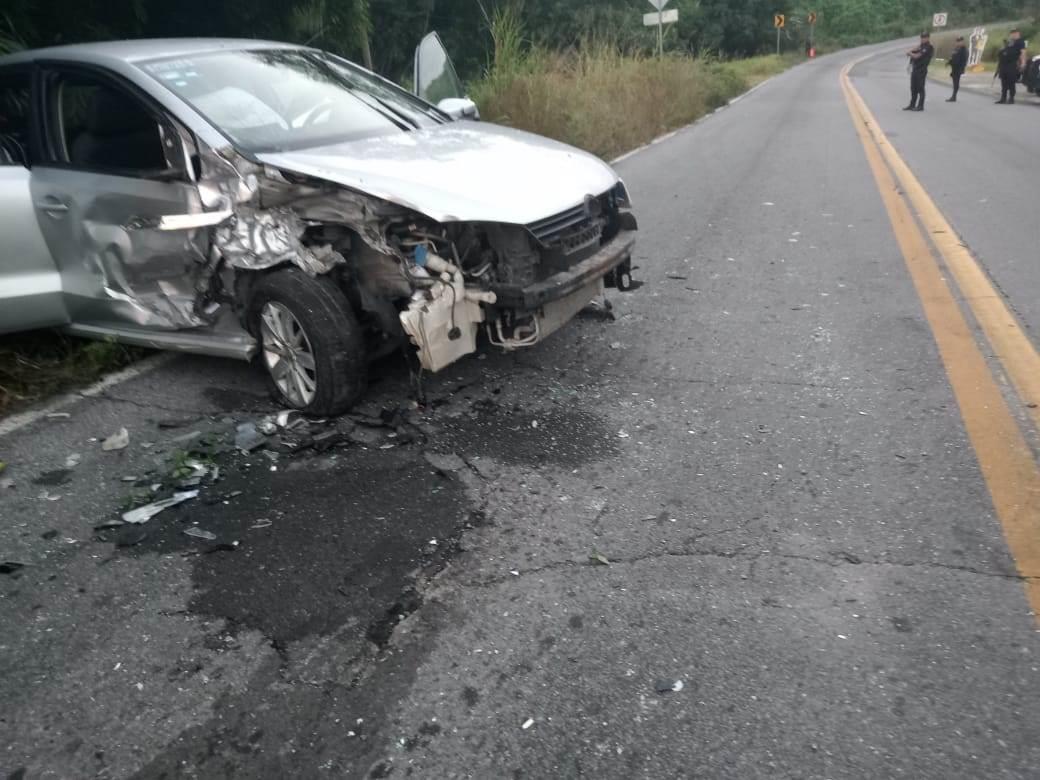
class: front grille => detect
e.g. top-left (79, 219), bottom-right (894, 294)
top-left (527, 203), bottom-right (590, 245)
top-left (560, 221), bottom-right (602, 254)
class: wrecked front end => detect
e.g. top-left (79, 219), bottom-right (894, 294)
top-left (394, 186), bottom-right (638, 370)
top-left (184, 147), bottom-right (638, 375)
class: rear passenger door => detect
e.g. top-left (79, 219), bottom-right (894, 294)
top-left (0, 64), bottom-right (70, 334)
top-left (29, 63), bottom-right (210, 330)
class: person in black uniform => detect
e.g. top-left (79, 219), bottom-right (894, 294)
top-left (905, 32), bottom-right (934, 111)
top-left (996, 37), bottom-right (1021, 104)
top-left (947, 36), bottom-right (968, 101)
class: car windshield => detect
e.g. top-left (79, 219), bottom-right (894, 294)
top-left (140, 49), bottom-right (446, 153)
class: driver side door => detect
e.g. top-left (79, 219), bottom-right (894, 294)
top-left (30, 62), bottom-right (212, 331)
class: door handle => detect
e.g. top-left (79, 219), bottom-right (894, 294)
top-left (35, 197), bottom-right (69, 218)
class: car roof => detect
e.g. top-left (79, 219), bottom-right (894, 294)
top-left (0, 38), bottom-right (304, 68)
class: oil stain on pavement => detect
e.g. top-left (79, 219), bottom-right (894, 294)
top-left (115, 450), bottom-right (469, 646)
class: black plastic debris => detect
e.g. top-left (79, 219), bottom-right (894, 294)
top-left (158, 417), bottom-right (198, 430)
top-left (32, 469), bottom-right (72, 486)
top-left (311, 430), bottom-right (344, 452)
top-left (201, 542), bottom-right (238, 555)
top-left (115, 525), bottom-right (152, 548)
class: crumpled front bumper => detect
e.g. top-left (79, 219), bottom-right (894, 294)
top-left (490, 229), bottom-right (638, 310)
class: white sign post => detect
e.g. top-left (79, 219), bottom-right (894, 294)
top-left (645, 0), bottom-right (678, 58)
top-left (933, 12), bottom-right (948, 28)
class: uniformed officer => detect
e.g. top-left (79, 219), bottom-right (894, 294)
top-left (905, 32), bottom-right (935, 112)
top-left (996, 37), bottom-right (1022, 104)
top-left (947, 36), bottom-right (969, 102)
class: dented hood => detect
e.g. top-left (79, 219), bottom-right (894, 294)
top-left (255, 122), bottom-right (619, 225)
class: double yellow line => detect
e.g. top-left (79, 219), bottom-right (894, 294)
top-left (840, 57), bottom-right (1040, 618)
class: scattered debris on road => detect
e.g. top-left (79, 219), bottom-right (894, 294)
top-left (157, 417), bottom-right (199, 430)
top-left (184, 527), bottom-right (218, 541)
top-left (654, 679), bottom-right (685, 694)
top-left (589, 551), bottom-right (611, 566)
top-left (235, 422), bottom-right (266, 453)
top-left (114, 525), bottom-right (152, 548)
top-left (33, 469), bottom-right (71, 486)
top-left (121, 490), bottom-right (199, 525)
top-left (101, 427), bottom-right (130, 451)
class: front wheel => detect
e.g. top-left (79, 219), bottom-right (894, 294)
top-left (247, 268), bottom-right (367, 415)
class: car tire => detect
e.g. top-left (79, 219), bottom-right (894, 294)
top-left (247, 268), bottom-right (367, 415)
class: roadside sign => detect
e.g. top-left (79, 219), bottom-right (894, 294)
top-left (808, 12), bottom-right (817, 25)
top-left (645, 4), bottom-right (679, 58)
top-left (933, 12), bottom-right (948, 27)
top-left (644, 9), bottom-right (679, 26)
top-left (775, 14), bottom-right (786, 29)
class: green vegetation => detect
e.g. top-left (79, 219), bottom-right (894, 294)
top-left (0, 333), bottom-right (147, 415)
top-left (471, 41), bottom-right (795, 160)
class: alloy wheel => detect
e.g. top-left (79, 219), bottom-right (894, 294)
top-left (260, 301), bottom-right (318, 408)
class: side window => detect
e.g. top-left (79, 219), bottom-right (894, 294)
top-left (0, 71), bottom-right (31, 167)
top-left (44, 69), bottom-right (171, 175)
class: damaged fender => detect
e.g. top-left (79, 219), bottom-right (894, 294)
top-left (214, 206), bottom-right (345, 276)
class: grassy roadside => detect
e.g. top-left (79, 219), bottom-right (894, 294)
top-left (0, 333), bottom-right (147, 415)
top-left (466, 1), bottom-right (804, 160)
top-left (471, 44), bottom-right (799, 160)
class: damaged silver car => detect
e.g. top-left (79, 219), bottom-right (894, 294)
top-left (0, 37), bottom-right (637, 414)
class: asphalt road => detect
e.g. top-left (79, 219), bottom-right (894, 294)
top-left (2, 41), bottom-right (1039, 779)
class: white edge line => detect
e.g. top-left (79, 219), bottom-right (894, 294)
top-left (610, 72), bottom-right (781, 165)
top-left (0, 352), bottom-right (177, 438)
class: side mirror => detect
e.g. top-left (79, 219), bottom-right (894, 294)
top-left (437, 97), bottom-right (480, 121)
